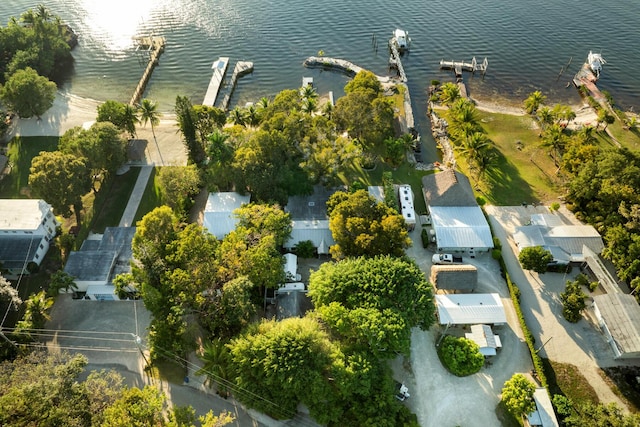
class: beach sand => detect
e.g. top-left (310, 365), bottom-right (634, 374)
top-left (7, 90), bottom-right (188, 166)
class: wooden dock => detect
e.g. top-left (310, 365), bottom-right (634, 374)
top-left (129, 36), bottom-right (165, 106)
top-left (388, 37), bottom-right (407, 82)
top-left (573, 60), bottom-right (606, 105)
top-left (439, 57), bottom-right (488, 77)
top-left (220, 61), bottom-right (254, 111)
top-left (203, 57), bottom-right (230, 106)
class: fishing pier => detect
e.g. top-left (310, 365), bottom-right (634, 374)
top-left (130, 35), bottom-right (166, 106)
top-left (439, 57), bottom-right (488, 79)
top-left (388, 36), bottom-right (407, 82)
top-left (203, 57), bottom-right (230, 106)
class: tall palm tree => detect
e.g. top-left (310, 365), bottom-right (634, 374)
top-left (459, 132), bottom-right (492, 165)
top-left (541, 123), bottom-right (566, 166)
top-left (301, 97), bottom-right (318, 115)
top-left (245, 105), bottom-right (260, 127)
top-left (576, 125), bottom-right (596, 145)
top-left (138, 99), bottom-right (162, 164)
top-left (24, 290), bottom-right (54, 329)
top-left (257, 97), bottom-right (270, 110)
top-left (229, 107), bottom-right (246, 127)
top-left (536, 107), bottom-right (554, 132)
top-left (524, 90), bottom-right (546, 115)
top-left (300, 85), bottom-right (318, 101)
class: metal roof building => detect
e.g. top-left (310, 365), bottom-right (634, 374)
top-left (284, 220), bottom-right (335, 255)
top-left (593, 293), bottom-right (640, 359)
top-left (203, 192), bottom-right (251, 239)
top-left (435, 293), bottom-right (507, 325)
top-left (527, 388), bottom-right (560, 427)
top-left (513, 214), bottom-right (604, 263)
top-left (422, 171), bottom-right (493, 252)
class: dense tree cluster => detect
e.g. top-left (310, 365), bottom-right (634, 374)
top-left (0, 351), bottom-right (233, 427)
top-left (327, 189), bottom-right (411, 259)
top-left (553, 395), bottom-right (640, 427)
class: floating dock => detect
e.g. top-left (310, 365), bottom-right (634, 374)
top-left (129, 35), bottom-right (165, 106)
top-left (220, 61), bottom-right (254, 111)
top-left (439, 57), bottom-right (488, 78)
top-left (203, 57), bottom-right (230, 106)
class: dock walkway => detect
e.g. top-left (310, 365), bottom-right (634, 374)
top-left (130, 36), bottom-right (166, 106)
top-left (220, 61), bottom-right (254, 111)
top-left (203, 57), bottom-right (230, 107)
top-left (303, 56), bottom-right (391, 84)
top-left (388, 38), bottom-right (407, 83)
top-left (439, 57), bottom-right (488, 77)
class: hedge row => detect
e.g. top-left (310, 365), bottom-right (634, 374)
top-left (497, 248), bottom-right (548, 388)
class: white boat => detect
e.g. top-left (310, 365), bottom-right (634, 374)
top-left (393, 28), bottom-right (410, 51)
top-left (587, 51), bottom-right (606, 78)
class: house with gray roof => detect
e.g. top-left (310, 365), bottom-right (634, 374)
top-left (64, 227), bottom-right (136, 300)
top-left (421, 171), bottom-right (493, 253)
top-left (513, 213), bottom-right (604, 263)
top-left (593, 293), bottom-right (640, 359)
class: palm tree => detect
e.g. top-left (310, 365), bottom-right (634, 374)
top-left (229, 107), bottom-right (246, 127)
top-left (301, 97), bottom-right (318, 115)
top-left (245, 105), bottom-right (260, 127)
top-left (576, 125), bottom-right (596, 145)
top-left (36, 4), bottom-right (52, 21)
top-left (524, 90), bottom-right (546, 115)
top-left (122, 104), bottom-right (139, 138)
top-left (541, 123), bottom-right (566, 166)
top-left (459, 132), bottom-right (492, 164)
top-left (138, 99), bottom-right (163, 164)
top-left (596, 109), bottom-right (615, 131)
top-left (300, 85), bottom-right (318, 101)
top-left (439, 82), bottom-right (461, 106)
top-left (197, 339), bottom-right (233, 397)
top-left (536, 107), bottom-right (554, 132)
top-left (23, 290), bottom-right (54, 329)
top-left (257, 97), bottom-right (270, 110)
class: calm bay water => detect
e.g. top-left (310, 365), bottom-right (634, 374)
top-left (1, 0), bottom-right (639, 153)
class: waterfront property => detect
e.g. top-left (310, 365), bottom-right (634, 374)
top-left (422, 170), bottom-right (493, 253)
top-left (130, 35), bottom-right (166, 106)
top-left (0, 199), bottom-right (59, 276)
top-left (202, 57), bottom-right (230, 107)
top-left (284, 186), bottom-right (337, 256)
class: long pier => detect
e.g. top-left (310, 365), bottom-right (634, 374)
top-left (129, 36), bottom-right (166, 106)
top-left (220, 61), bottom-right (254, 111)
top-left (439, 57), bottom-right (488, 78)
top-left (388, 37), bottom-right (407, 83)
top-left (203, 57), bottom-right (230, 106)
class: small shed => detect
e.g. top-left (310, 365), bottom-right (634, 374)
top-left (435, 293), bottom-right (507, 325)
top-left (430, 264), bottom-right (478, 292)
top-left (465, 324), bottom-right (501, 356)
top-left (593, 293), bottom-right (640, 359)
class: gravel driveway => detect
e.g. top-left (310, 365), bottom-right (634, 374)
top-left (394, 227), bottom-right (533, 427)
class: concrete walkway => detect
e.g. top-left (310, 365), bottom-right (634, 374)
top-left (119, 165), bottom-right (154, 227)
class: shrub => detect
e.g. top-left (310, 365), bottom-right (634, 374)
top-left (561, 279), bottom-right (586, 323)
top-left (421, 228), bottom-right (429, 248)
top-left (589, 281), bottom-right (599, 292)
top-left (518, 246), bottom-right (553, 273)
top-left (493, 237), bottom-right (502, 250)
top-left (492, 249), bottom-right (502, 260)
top-left (294, 240), bottom-right (315, 258)
top-left (438, 335), bottom-right (484, 377)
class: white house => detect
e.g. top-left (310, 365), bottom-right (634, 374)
top-left (203, 192), bottom-right (251, 239)
top-left (435, 293), bottom-right (507, 325)
top-left (422, 171), bottom-right (493, 253)
top-left (0, 199), bottom-right (59, 276)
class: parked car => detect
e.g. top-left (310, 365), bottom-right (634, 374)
top-left (432, 253), bottom-right (463, 265)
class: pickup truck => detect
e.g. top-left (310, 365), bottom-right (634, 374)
top-left (432, 253), bottom-right (463, 265)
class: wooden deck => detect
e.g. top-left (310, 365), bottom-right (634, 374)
top-left (203, 57), bottom-right (230, 106)
top-left (129, 36), bottom-right (165, 106)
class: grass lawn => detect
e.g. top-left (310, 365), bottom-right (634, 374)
top-left (469, 111), bottom-right (563, 205)
top-left (341, 159), bottom-right (435, 214)
top-left (90, 167), bottom-right (141, 233)
top-left (542, 358), bottom-right (599, 406)
top-left (606, 119), bottom-right (640, 151)
top-left (0, 136), bottom-right (58, 198)
top-left (133, 167), bottom-right (162, 224)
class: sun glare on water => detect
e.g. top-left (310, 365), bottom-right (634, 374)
top-left (78, 0), bottom-right (155, 54)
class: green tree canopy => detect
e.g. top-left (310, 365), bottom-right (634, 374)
top-left (29, 150), bottom-right (91, 226)
top-left (96, 100), bottom-right (139, 137)
top-left (157, 165), bottom-right (201, 216)
top-left (1, 66), bottom-right (56, 118)
top-left (234, 203), bottom-right (292, 247)
top-left (524, 90), bottom-right (546, 115)
top-left (327, 189), bottom-right (411, 259)
top-left (308, 256), bottom-right (435, 332)
top-left (518, 246), bottom-right (553, 273)
top-left (561, 278), bottom-right (587, 323)
top-left (501, 373), bottom-right (537, 417)
top-left (438, 335), bottom-right (484, 376)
